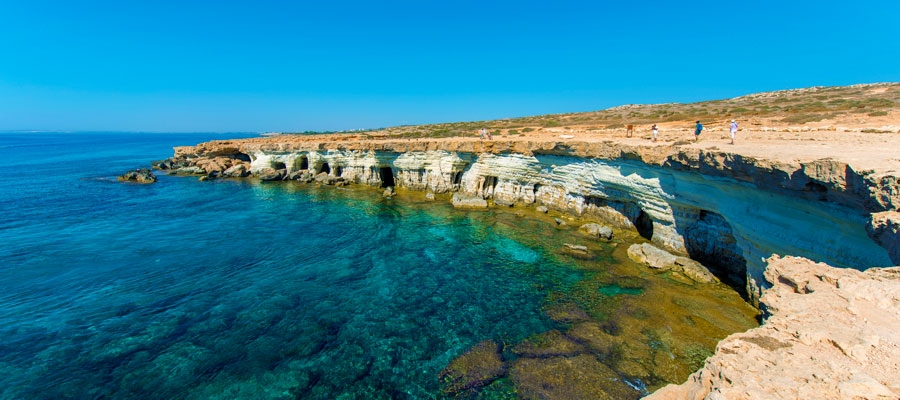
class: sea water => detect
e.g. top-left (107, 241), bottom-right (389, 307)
top-left (0, 132), bottom-right (758, 399)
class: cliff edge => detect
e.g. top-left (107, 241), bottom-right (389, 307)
top-left (647, 256), bottom-right (900, 399)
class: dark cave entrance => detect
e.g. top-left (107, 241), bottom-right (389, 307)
top-left (295, 156), bottom-right (309, 171)
top-left (320, 163), bottom-right (331, 175)
top-left (634, 209), bottom-right (654, 241)
top-left (271, 161), bottom-right (286, 170)
top-left (379, 167), bottom-right (395, 188)
top-left (683, 209), bottom-right (749, 296)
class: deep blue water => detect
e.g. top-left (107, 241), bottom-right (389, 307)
top-left (0, 133), bottom-right (585, 399)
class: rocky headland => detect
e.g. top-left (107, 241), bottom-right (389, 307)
top-left (153, 83), bottom-right (900, 398)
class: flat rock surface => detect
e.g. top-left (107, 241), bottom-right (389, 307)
top-left (646, 256), bottom-right (900, 399)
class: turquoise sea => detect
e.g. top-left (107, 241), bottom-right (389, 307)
top-left (0, 132), bottom-right (585, 398)
top-left (0, 132), bottom-right (759, 399)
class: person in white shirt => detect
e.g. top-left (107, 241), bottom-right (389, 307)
top-left (730, 120), bottom-right (738, 144)
top-left (651, 124), bottom-right (659, 142)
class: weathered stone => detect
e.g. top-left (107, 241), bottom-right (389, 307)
top-left (117, 168), bottom-right (157, 183)
top-left (627, 243), bottom-right (677, 270)
top-left (646, 256), bottom-right (900, 399)
top-left (562, 243), bottom-right (593, 259)
top-left (867, 211), bottom-right (900, 265)
top-left (512, 330), bottom-right (586, 358)
top-left (536, 205), bottom-right (549, 213)
top-left (544, 302), bottom-right (591, 323)
top-left (451, 193), bottom-right (488, 209)
top-left (221, 164), bottom-right (248, 178)
top-left (425, 192), bottom-right (435, 201)
top-left (257, 167), bottom-right (284, 181)
top-left (439, 340), bottom-right (506, 395)
top-left (579, 223), bottom-right (614, 240)
top-left (674, 257), bottom-right (717, 283)
top-left (510, 354), bottom-right (640, 400)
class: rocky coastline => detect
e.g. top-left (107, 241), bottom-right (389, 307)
top-left (154, 133), bottom-right (900, 398)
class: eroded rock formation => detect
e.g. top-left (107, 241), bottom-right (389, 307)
top-left (647, 256), bottom-right (900, 399)
top-left (157, 137), bottom-right (899, 303)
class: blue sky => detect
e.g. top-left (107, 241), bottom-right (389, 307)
top-left (1, 0), bottom-right (898, 132)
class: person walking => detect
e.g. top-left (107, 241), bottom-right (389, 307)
top-left (479, 128), bottom-right (486, 140)
top-left (729, 119), bottom-right (738, 144)
top-left (694, 121), bottom-right (703, 142)
top-left (651, 124), bottom-right (659, 142)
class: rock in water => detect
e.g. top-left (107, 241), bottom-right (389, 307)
top-left (257, 167), bottom-right (284, 181)
top-left (117, 168), bottom-right (157, 183)
top-left (439, 340), bottom-right (506, 395)
top-left (579, 223), bottom-right (614, 240)
top-left (451, 193), bottom-right (488, 209)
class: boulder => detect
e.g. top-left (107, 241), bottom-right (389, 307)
top-left (223, 164), bottom-right (249, 178)
top-left (675, 257), bottom-right (717, 283)
top-left (579, 223), bottom-right (614, 240)
top-left (439, 340), bottom-right (506, 395)
top-left (117, 168), bottom-right (157, 184)
top-left (562, 243), bottom-right (594, 259)
top-left (425, 192), bottom-right (435, 201)
top-left (383, 187), bottom-right (395, 197)
top-left (536, 206), bottom-right (549, 213)
top-left (452, 193), bottom-right (488, 209)
top-left (627, 243), bottom-right (677, 270)
top-left (257, 167), bottom-right (284, 181)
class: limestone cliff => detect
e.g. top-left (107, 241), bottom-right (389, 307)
top-left (646, 256), bottom-right (900, 399)
top-left (161, 137), bottom-right (899, 303)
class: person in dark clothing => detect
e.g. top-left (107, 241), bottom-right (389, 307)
top-left (694, 121), bottom-right (703, 142)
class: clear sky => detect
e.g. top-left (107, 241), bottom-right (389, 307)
top-left (1, 0), bottom-right (898, 133)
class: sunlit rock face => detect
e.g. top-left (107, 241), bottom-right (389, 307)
top-left (169, 140), bottom-right (897, 303)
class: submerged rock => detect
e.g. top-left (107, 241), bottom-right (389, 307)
top-left (118, 168), bottom-right (157, 183)
top-left (510, 354), bottom-right (641, 400)
top-left (439, 340), bottom-right (506, 395)
top-left (451, 193), bottom-right (488, 209)
top-left (562, 243), bottom-right (594, 259)
top-left (579, 223), bottom-right (614, 240)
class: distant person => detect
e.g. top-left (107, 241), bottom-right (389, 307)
top-left (486, 130), bottom-right (492, 140)
top-left (651, 124), bottom-right (659, 142)
top-left (694, 121), bottom-right (703, 142)
top-left (479, 128), bottom-right (486, 140)
top-left (730, 119), bottom-right (738, 144)
top-left (626, 124), bottom-right (634, 137)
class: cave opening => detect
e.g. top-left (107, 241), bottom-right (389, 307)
top-left (334, 166), bottom-right (343, 176)
top-left (320, 163), bottom-right (331, 175)
top-left (271, 161), bottom-right (287, 170)
top-left (379, 167), bottom-right (395, 188)
top-left (294, 156), bottom-right (309, 171)
top-left (634, 209), bottom-right (654, 240)
top-left (683, 209), bottom-right (749, 296)
top-left (234, 152), bottom-right (251, 162)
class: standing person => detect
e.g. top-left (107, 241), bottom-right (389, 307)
top-left (651, 124), bottom-right (659, 142)
top-left (694, 121), bottom-right (703, 142)
top-left (626, 124), bottom-right (634, 137)
top-left (486, 130), bottom-right (492, 140)
top-left (729, 119), bottom-right (738, 144)
top-left (479, 128), bottom-right (486, 140)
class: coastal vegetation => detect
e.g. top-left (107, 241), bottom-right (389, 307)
top-left (283, 83), bottom-right (899, 139)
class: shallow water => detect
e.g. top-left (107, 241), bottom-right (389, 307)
top-left (0, 133), bottom-right (758, 399)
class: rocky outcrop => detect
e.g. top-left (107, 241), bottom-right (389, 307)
top-left (646, 256), bottom-right (900, 399)
top-left (118, 168), bottom-right (157, 183)
top-left (579, 222), bottom-right (614, 240)
top-left (627, 243), bottom-right (717, 283)
top-left (159, 137), bottom-right (899, 303)
top-left (439, 340), bottom-right (506, 395)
